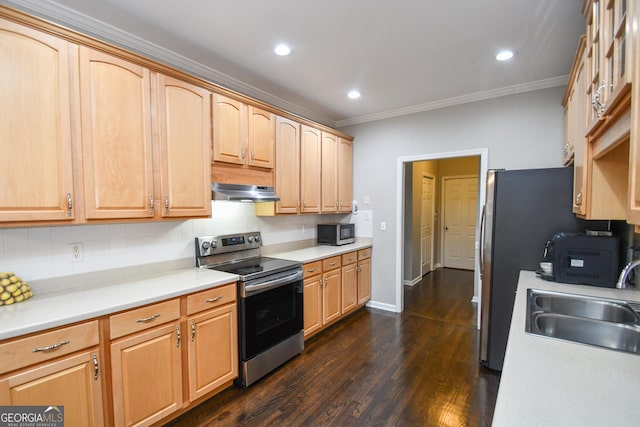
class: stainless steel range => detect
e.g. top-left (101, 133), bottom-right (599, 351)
top-left (195, 231), bottom-right (303, 386)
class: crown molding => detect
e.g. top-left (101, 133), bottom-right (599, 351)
top-left (336, 75), bottom-right (569, 128)
top-left (1, 0), bottom-right (336, 127)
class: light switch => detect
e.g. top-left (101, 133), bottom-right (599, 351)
top-left (380, 221), bottom-right (387, 231)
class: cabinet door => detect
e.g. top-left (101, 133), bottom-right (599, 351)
top-left (338, 138), bottom-right (353, 212)
top-left (0, 18), bottom-right (75, 222)
top-left (213, 94), bottom-right (246, 165)
top-left (275, 116), bottom-right (300, 213)
top-left (0, 349), bottom-right (104, 426)
top-left (321, 132), bottom-right (339, 213)
top-left (322, 269), bottom-right (341, 325)
top-left (602, 0), bottom-right (631, 112)
top-left (247, 105), bottom-right (275, 169)
top-left (357, 257), bottom-right (372, 305)
top-left (586, 0), bottom-right (603, 132)
top-left (79, 47), bottom-right (154, 219)
top-left (157, 75), bottom-right (212, 218)
top-left (341, 262), bottom-right (358, 314)
top-left (111, 323), bottom-right (182, 427)
top-left (303, 274), bottom-right (322, 338)
top-left (187, 303), bottom-right (238, 402)
top-left (572, 46), bottom-right (588, 216)
top-left (300, 125), bottom-right (321, 213)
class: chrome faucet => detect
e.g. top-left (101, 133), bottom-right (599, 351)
top-left (616, 259), bottom-right (640, 289)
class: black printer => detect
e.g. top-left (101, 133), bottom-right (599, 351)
top-left (542, 232), bottom-right (620, 287)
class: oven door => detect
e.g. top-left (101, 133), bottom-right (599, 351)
top-left (239, 269), bottom-right (303, 361)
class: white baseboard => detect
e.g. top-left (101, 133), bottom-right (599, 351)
top-left (403, 276), bottom-right (421, 287)
top-left (366, 300), bottom-right (400, 313)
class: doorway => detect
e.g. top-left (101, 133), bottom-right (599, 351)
top-left (442, 176), bottom-right (478, 270)
top-left (421, 174), bottom-right (435, 276)
top-left (395, 149), bottom-right (488, 325)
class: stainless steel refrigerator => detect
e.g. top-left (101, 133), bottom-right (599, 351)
top-left (479, 167), bottom-right (585, 371)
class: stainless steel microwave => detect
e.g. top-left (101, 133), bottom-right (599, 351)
top-left (317, 223), bottom-right (355, 246)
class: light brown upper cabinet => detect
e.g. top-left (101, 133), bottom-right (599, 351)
top-left (321, 132), bottom-right (339, 213)
top-left (585, 0), bottom-right (632, 134)
top-left (300, 125), bottom-right (321, 213)
top-left (247, 105), bottom-right (276, 169)
top-left (212, 94), bottom-right (275, 168)
top-left (0, 18), bottom-right (76, 223)
top-left (562, 36), bottom-right (588, 216)
top-left (338, 137), bottom-right (353, 213)
top-left (79, 46), bottom-right (156, 220)
top-left (274, 116), bottom-right (301, 213)
top-left (157, 75), bottom-right (212, 218)
top-left (80, 47), bottom-right (212, 221)
top-left (321, 133), bottom-right (353, 214)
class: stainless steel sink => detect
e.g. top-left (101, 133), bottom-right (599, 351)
top-left (532, 293), bottom-right (639, 323)
top-left (526, 289), bottom-right (640, 355)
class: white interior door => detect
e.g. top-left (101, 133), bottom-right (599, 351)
top-left (421, 175), bottom-right (434, 275)
top-left (443, 176), bottom-right (478, 270)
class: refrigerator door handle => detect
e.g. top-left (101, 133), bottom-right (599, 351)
top-left (479, 204), bottom-right (486, 276)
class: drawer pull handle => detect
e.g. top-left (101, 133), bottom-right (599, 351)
top-left (307, 268), bottom-right (316, 273)
top-left (136, 314), bottom-right (161, 323)
top-left (32, 340), bottom-right (70, 353)
top-left (93, 353), bottom-right (99, 380)
top-left (330, 262), bottom-right (337, 266)
top-left (205, 296), bottom-right (223, 303)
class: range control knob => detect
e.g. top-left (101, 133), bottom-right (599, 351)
top-left (201, 241), bottom-right (211, 250)
top-left (247, 235), bottom-right (254, 243)
top-left (211, 240), bottom-right (217, 248)
top-left (254, 235), bottom-right (261, 243)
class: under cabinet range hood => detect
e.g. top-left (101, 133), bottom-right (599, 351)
top-left (212, 183), bottom-right (280, 202)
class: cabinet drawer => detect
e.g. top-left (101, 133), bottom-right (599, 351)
top-left (186, 282), bottom-right (236, 315)
top-left (303, 261), bottom-right (322, 278)
top-left (110, 298), bottom-right (180, 340)
top-left (0, 320), bottom-right (99, 374)
top-left (342, 251), bottom-right (357, 265)
top-left (322, 256), bottom-right (342, 271)
top-left (358, 248), bottom-right (371, 260)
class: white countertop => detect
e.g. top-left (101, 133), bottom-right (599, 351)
top-left (492, 271), bottom-right (640, 427)
top-left (0, 240), bottom-right (373, 341)
top-left (269, 239), bottom-right (372, 262)
top-left (0, 268), bottom-right (237, 340)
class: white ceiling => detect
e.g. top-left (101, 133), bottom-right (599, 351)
top-left (5, 0), bottom-right (585, 127)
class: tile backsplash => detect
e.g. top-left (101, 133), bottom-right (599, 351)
top-left (0, 202), bottom-right (353, 281)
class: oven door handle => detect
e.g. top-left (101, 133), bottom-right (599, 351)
top-left (243, 270), bottom-right (303, 296)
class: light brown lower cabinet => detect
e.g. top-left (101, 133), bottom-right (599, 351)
top-left (110, 321), bottom-right (183, 427)
top-left (0, 320), bottom-right (104, 426)
top-left (303, 260), bottom-right (323, 338)
top-left (186, 299), bottom-right (238, 402)
top-left (303, 248), bottom-right (372, 339)
top-left (322, 256), bottom-right (342, 325)
top-left (341, 253), bottom-right (358, 315)
top-left (357, 248), bottom-right (372, 305)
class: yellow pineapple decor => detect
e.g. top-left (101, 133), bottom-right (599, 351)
top-left (0, 272), bottom-right (34, 305)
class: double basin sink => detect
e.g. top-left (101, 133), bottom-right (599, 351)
top-left (526, 289), bottom-right (640, 355)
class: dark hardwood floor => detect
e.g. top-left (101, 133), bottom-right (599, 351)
top-left (166, 268), bottom-right (500, 427)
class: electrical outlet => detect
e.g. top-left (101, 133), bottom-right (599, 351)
top-left (69, 243), bottom-right (84, 262)
top-left (380, 221), bottom-right (387, 231)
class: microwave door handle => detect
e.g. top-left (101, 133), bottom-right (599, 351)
top-left (243, 270), bottom-right (303, 296)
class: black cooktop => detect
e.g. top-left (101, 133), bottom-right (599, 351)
top-left (209, 257), bottom-right (301, 281)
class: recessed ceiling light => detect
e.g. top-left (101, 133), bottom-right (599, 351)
top-left (274, 44), bottom-right (291, 56)
top-left (348, 90), bottom-right (361, 99)
top-left (496, 50), bottom-right (515, 61)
